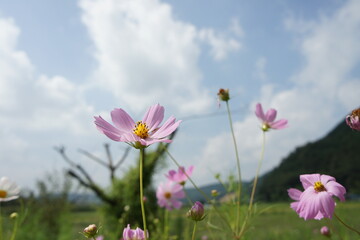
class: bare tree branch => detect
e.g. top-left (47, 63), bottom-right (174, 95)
top-left (78, 148), bottom-right (109, 168)
top-left (114, 147), bottom-right (131, 169)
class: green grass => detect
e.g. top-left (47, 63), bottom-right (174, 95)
top-left (68, 202), bottom-right (360, 240)
top-left (3, 201), bottom-right (359, 240)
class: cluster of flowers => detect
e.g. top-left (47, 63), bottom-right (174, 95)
top-left (156, 165), bottom-right (194, 210)
top-left (93, 99), bottom-right (359, 239)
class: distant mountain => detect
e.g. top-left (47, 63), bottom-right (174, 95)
top-left (184, 181), bottom-right (251, 204)
top-left (257, 120), bottom-right (360, 201)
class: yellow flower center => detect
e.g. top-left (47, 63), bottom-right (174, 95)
top-left (314, 181), bottom-right (326, 192)
top-left (351, 108), bottom-right (360, 118)
top-left (133, 121), bottom-right (149, 139)
top-left (262, 123), bottom-right (270, 132)
top-left (164, 192), bottom-right (172, 199)
top-left (0, 190), bottom-right (7, 198)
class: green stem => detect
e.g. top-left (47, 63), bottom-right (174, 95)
top-left (164, 149), bottom-right (234, 234)
top-left (334, 213), bottom-right (360, 235)
top-left (139, 148), bottom-right (148, 240)
top-left (225, 101), bottom-right (242, 235)
top-left (248, 131), bottom-right (266, 213)
top-left (238, 131), bottom-right (266, 238)
top-left (164, 209), bottom-right (169, 240)
top-left (191, 222), bottom-right (197, 240)
top-left (9, 217), bottom-right (18, 240)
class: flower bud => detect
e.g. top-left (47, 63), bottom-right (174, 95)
top-left (187, 201), bottom-right (205, 221)
top-left (83, 224), bottom-right (99, 238)
top-left (10, 212), bottom-right (18, 219)
top-left (320, 226), bottom-right (331, 237)
top-left (217, 88), bottom-right (230, 102)
top-left (123, 224), bottom-right (147, 240)
top-left (124, 205), bottom-right (130, 212)
top-left (211, 189), bottom-right (219, 197)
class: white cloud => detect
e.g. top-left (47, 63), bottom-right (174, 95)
top-left (196, 0), bottom-right (360, 183)
top-left (253, 56), bottom-right (268, 81)
top-left (0, 16), bottom-right (98, 189)
top-left (79, 0), bottom-right (242, 115)
top-left (198, 28), bottom-right (241, 61)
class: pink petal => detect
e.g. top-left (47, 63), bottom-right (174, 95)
top-left (265, 108), bottom-right (277, 123)
top-left (94, 116), bottom-right (123, 141)
top-left (290, 202), bottom-right (299, 211)
top-left (142, 104), bottom-right (164, 131)
top-left (141, 138), bottom-right (172, 146)
top-left (111, 108), bottom-right (135, 132)
top-left (255, 103), bottom-right (266, 121)
top-left (318, 192), bottom-right (335, 219)
top-left (298, 187), bottom-right (319, 220)
top-left (325, 181), bottom-right (346, 201)
top-left (151, 116), bottom-right (181, 139)
top-left (166, 170), bottom-right (177, 180)
top-left (121, 132), bottom-right (141, 143)
top-left (288, 188), bottom-right (302, 201)
top-left (320, 174), bottom-right (336, 185)
top-left (171, 199), bottom-right (183, 209)
top-left (270, 119), bottom-right (288, 129)
top-left (186, 165), bottom-right (195, 176)
top-left (300, 174), bottom-right (321, 190)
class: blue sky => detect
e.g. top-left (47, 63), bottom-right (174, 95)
top-left (0, 0), bottom-right (359, 192)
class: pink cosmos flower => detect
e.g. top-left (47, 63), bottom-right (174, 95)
top-left (288, 174), bottom-right (346, 220)
top-left (123, 224), bottom-right (147, 240)
top-left (94, 104), bottom-right (181, 148)
top-left (156, 181), bottom-right (185, 210)
top-left (255, 103), bottom-right (288, 131)
top-left (165, 166), bottom-right (194, 185)
top-left (346, 107), bottom-right (360, 131)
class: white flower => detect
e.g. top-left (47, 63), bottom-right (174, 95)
top-left (0, 177), bottom-right (20, 202)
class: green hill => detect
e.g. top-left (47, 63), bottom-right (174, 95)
top-left (257, 120), bottom-right (360, 201)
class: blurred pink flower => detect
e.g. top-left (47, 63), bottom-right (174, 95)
top-left (255, 103), bottom-right (288, 131)
top-left (346, 107), bottom-right (360, 131)
top-left (94, 104), bottom-right (181, 148)
top-left (96, 236), bottom-right (104, 240)
top-left (288, 174), bottom-right (346, 220)
top-left (166, 166), bottom-right (194, 185)
top-left (123, 224), bottom-right (147, 240)
top-left (156, 181), bottom-right (185, 210)
top-left (320, 226), bottom-right (331, 237)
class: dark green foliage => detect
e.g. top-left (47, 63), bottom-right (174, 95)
top-left (258, 120), bottom-right (360, 201)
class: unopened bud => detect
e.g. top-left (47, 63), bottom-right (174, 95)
top-left (217, 88), bottom-right (230, 102)
top-left (187, 201), bottom-right (205, 221)
top-left (83, 224), bottom-right (99, 238)
top-left (320, 226), bottom-right (331, 237)
top-left (211, 189), bottom-right (219, 197)
top-left (10, 212), bottom-right (18, 219)
top-left (124, 205), bottom-right (130, 212)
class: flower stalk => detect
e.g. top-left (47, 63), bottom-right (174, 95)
top-left (139, 148), bottom-right (148, 240)
top-left (191, 222), bottom-right (197, 240)
top-left (9, 213), bottom-right (19, 240)
top-left (334, 213), bottom-right (360, 236)
top-left (238, 131), bottom-right (266, 238)
top-left (225, 101), bottom-right (242, 235)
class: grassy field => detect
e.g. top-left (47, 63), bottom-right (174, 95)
top-left (69, 201), bottom-right (360, 240)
